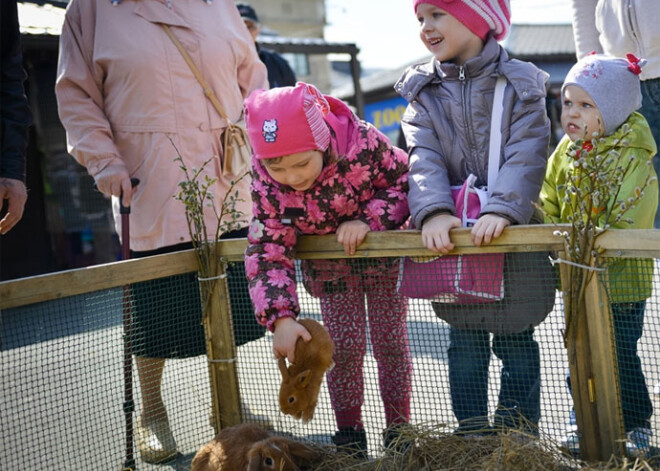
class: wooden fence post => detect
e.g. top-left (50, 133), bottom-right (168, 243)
top-left (562, 254), bottom-right (625, 461)
top-left (561, 253), bottom-right (599, 461)
top-left (582, 267), bottom-right (625, 458)
top-left (200, 261), bottom-right (242, 432)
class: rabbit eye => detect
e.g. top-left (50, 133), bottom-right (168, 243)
top-left (264, 457), bottom-right (274, 466)
top-left (288, 396), bottom-right (295, 403)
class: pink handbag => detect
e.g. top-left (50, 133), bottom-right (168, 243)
top-left (397, 175), bottom-right (505, 303)
top-left (397, 77), bottom-right (507, 304)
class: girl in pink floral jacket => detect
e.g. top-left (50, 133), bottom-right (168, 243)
top-left (244, 82), bottom-right (412, 454)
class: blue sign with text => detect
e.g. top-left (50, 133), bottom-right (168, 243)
top-left (364, 96), bottom-right (408, 136)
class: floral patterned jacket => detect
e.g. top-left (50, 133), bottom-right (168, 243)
top-left (245, 96), bottom-right (409, 330)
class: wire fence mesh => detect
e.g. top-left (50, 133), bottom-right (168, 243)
top-left (2, 230), bottom-right (660, 470)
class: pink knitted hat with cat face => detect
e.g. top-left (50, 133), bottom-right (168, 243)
top-left (413, 0), bottom-right (511, 41)
top-left (244, 82), bottom-right (331, 160)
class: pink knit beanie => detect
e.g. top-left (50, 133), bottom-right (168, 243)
top-left (244, 82), bottom-right (331, 160)
top-left (413, 0), bottom-right (511, 41)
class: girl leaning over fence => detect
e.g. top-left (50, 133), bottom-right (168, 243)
top-left (540, 53), bottom-right (658, 457)
top-left (396, 0), bottom-right (555, 436)
top-left (243, 82), bottom-right (412, 458)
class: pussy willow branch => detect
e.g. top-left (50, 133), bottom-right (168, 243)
top-left (173, 146), bottom-right (249, 320)
top-left (538, 125), bottom-right (654, 349)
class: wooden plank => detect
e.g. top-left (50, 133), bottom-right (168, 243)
top-left (186, 224), bottom-right (568, 260)
top-left (568, 303), bottom-right (601, 461)
top-left (294, 225), bottom-right (567, 258)
top-left (583, 272), bottom-right (626, 459)
top-left (4, 225), bottom-right (660, 310)
top-left (0, 250), bottom-right (199, 309)
top-left (201, 266), bottom-right (242, 430)
top-left (223, 225), bottom-right (569, 260)
top-left (560, 254), bottom-right (601, 461)
top-left (596, 229), bottom-right (660, 253)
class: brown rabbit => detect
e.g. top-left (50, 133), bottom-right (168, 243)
top-left (278, 318), bottom-right (334, 422)
top-left (190, 423), bottom-right (319, 471)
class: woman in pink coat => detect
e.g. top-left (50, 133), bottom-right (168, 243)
top-left (55, 0), bottom-right (267, 463)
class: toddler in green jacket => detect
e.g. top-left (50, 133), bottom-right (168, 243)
top-left (540, 52), bottom-right (658, 458)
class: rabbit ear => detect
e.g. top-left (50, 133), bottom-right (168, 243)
top-left (246, 452), bottom-right (261, 471)
top-left (278, 357), bottom-right (290, 379)
top-left (265, 439), bottom-right (303, 471)
top-left (248, 440), bottom-right (292, 471)
top-left (294, 369), bottom-right (312, 388)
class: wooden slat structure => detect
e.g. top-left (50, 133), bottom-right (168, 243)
top-left (5, 226), bottom-right (660, 310)
top-left (3, 225), bottom-right (660, 464)
top-left (1, 225), bottom-right (570, 309)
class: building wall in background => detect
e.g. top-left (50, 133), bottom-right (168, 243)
top-left (240, 0), bottom-right (333, 92)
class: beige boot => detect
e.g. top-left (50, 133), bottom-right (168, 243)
top-left (136, 415), bottom-right (177, 464)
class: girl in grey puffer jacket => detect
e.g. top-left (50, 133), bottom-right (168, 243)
top-left (396, 0), bottom-right (553, 435)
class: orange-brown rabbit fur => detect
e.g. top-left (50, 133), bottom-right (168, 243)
top-left (278, 318), bottom-right (334, 422)
top-left (190, 423), bottom-right (319, 471)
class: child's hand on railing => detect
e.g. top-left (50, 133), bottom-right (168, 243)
top-left (421, 213), bottom-right (462, 254)
top-left (336, 220), bottom-right (370, 256)
top-left (471, 213), bottom-right (511, 247)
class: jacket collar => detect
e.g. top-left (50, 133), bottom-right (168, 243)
top-left (395, 37), bottom-right (502, 102)
top-left (394, 60), bottom-right (435, 104)
top-left (435, 37), bottom-right (500, 81)
top-left (126, 0), bottom-right (211, 28)
top-left (324, 95), bottom-right (357, 158)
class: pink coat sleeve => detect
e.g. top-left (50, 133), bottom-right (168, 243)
top-left (55, 3), bottom-right (124, 177)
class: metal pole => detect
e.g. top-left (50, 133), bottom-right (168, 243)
top-left (121, 178), bottom-right (139, 471)
top-left (349, 50), bottom-right (365, 119)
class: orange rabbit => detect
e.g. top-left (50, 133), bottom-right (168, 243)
top-left (190, 423), bottom-right (319, 471)
top-left (278, 318), bottom-right (334, 422)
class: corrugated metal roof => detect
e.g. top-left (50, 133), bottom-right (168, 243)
top-left (503, 24), bottom-right (575, 57)
top-left (333, 24), bottom-right (577, 99)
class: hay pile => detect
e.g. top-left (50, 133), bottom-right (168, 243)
top-left (303, 423), bottom-right (659, 471)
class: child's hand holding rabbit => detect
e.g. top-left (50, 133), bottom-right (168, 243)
top-left (277, 318), bottom-right (334, 422)
top-left (273, 316), bottom-right (312, 363)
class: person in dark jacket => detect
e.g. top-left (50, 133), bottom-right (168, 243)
top-left (0, 0), bottom-right (32, 235)
top-left (236, 2), bottom-right (297, 88)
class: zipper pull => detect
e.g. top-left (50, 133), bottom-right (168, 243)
top-left (458, 66), bottom-right (465, 81)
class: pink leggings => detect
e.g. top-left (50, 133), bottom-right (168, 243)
top-left (319, 270), bottom-right (412, 429)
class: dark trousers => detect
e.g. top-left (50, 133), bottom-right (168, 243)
top-left (640, 78), bottom-right (660, 228)
top-left (448, 326), bottom-right (540, 432)
top-left (567, 301), bottom-right (652, 431)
